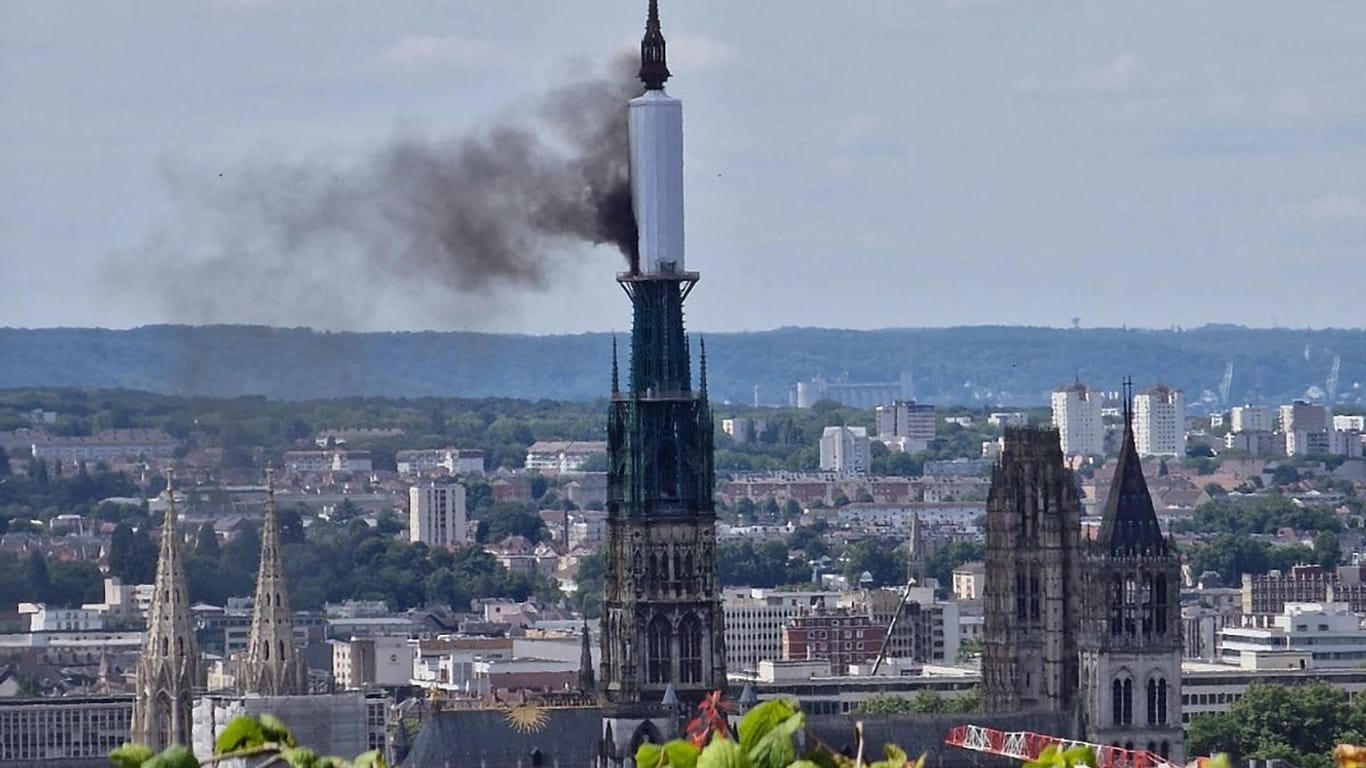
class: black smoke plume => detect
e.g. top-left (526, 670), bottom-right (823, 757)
top-left (122, 55), bottom-right (640, 330)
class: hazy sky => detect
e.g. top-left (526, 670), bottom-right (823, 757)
top-left (3, 0), bottom-right (1364, 334)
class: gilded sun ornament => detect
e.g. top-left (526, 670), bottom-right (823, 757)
top-left (504, 705), bottom-right (550, 733)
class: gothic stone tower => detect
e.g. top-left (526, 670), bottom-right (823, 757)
top-left (981, 427), bottom-right (1081, 715)
top-left (132, 479), bottom-right (204, 750)
top-left (238, 469), bottom-right (309, 695)
top-left (1079, 388), bottom-right (1184, 760)
top-left (599, 0), bottom-right (725, 749)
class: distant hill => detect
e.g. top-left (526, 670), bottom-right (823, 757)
top-left (1, 324), bottom-right (1363, 408)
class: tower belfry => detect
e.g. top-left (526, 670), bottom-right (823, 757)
top-left (239, 468), bottom-right (308, 696)
top-left (599, 0), bottom-right (725, 745)
top-left (132, 474), bottom-right (204, 750)
top-left (1079, 380), bottom-right (1184, 760)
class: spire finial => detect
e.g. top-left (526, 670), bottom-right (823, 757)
top-left (265, 466), bottom-right (276, 518)
top-left (1122, 376), bottom-right (1134, 430)
top-left (698, 336), bottom-right (708, 396)
top-left (639, 0), bottom-right (670, 90)
top-left (611, 336), bottom-right (620, 394)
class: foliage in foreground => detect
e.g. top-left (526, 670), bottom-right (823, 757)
top-left (111, 714), bottom-right (384, 768)
top-left (637, 696), bottom-right (924, 768)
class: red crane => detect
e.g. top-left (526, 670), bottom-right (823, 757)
top-left (943, 724), bottom-right (1190, 768)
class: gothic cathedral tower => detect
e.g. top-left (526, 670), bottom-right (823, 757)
top-left (238, 469), bottom-right (309, 696)
top-left (132, 477), bottom-right (204, 750)
top-left (981, 427), bottom-right (1081, 715)
top-left (1079, 384), bottom-right (1184, 760)
top-left (599, 0), bottom-right (725, 714)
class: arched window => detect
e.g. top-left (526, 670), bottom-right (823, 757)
top-left (1147, 678), bottom-right (1158, 725)
top-left (1142, 575), bottom-right (1155, 635)
top-left (1155, 574), bottom-right (1169, 635)
top-left (1111, 679), bottom-right (1123, 725)
top-left (647, 616), bottom-right (672, 684)
top-left (1016, 569), bottom-right (1028, 620)
top-left (278, 639), bottom-right (286, 661)
top-left (1122, 678), bottom-right (1133, 725)
top-left (679, 614), bottom-right (703, 684)
top-left (1124, 576), bottom-right (1138, 636)
top-left (1029, 569), bottom-right (1041, 621)
top-left (1157, 678), bottom-right (1169, 724)
top-left (1110, 575), bottom-right (1124, 636)
top-left (161, 637), bottom-right (169, 657)
top-left (263, 641), bottom-right (270, 661)
top-left (1160, 742), bottom-right (1170, 759)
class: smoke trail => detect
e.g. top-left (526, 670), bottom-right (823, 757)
top-left (120, 54), bottom-right (640, 330)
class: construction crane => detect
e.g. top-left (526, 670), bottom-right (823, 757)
top-left (1218, 362), bottom-right (1233, 405)
top-left (943, 724), bottom-right (1196, 768)
top-left (1328, 354), bottom-right (1342, 403)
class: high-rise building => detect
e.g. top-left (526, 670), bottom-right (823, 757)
top-left (981, 427), bottom-right (1081, 714)
top-left (819, 425), bottom-right (870, 474)
top-left (409, 483), bottom-right (467, 547)
top-left (1230, 405), bottom-right (1272, 433)
top-left (874, 400), bottom-right (935, 452)
top-left (239, 470), bottom-right (308, 696)
top-left (1079, 387), bottom-right (1183, 760)
top-left (1134, 385), bottom-right (1185, 457)
top-left (1051, 381), bottom-right (1104, 457)
top-left (131, 478), bottom-right (204, 750)
top-left (599, 5), bottom-right (726, 763)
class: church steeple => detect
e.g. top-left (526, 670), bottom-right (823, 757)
top-left (639, 0), bottom-right (670, 90)
top-left (578, 620), bottom-right (596, 695)
top-left (1097, 378), bottom-right (1168, 557)
top-left (132, 472), bottom-right (203, 750)
top-left (240, 468), bottom-right (308, 695)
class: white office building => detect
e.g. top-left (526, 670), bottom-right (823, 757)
top-left (723, 588), bottom-right (839, 673)
top-left (408, 483), bottom-right (468, 547)
top-left (1135, 385), bottom-right (1186, 457)
top-left (1219, 602), bottom-right (1366, 669)
top-left (1051, 381), bottom-right (1104, 456)
top-left (819, 426), bottom-right (870, 475)
top-left (1334, 415), bottom-right (1366, 433)
top-left (1230, 405), bottom-right (1273, 434)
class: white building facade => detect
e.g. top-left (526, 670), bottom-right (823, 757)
top-left (1230, 405), bottom-right (1273, 433)
top-left (1051, 381), bottom-right (1105, 456)
top-left (408, 483), bottom-right (468, 547)
top-left (1134, 385), bottom-right (1186, 457)
top-left (819, 426), bottom-right (870, 475)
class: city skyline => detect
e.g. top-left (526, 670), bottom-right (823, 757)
top-left (3, 1), bottom-right (1365, 334)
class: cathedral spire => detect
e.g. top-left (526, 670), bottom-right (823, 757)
top-left (611, 336), bottom-right (620, 394)
top-left (639, 0), bottom-right (670, 90)
top-left (1098, 378), bottom-right (1168, 557)
top-left (240, 467), bottom-right (308, 695)
top-left (132, 472), bottom-right (203, 750)
top-left (698, 336), bottom-right (708, 397)
top-left (578, 619), bottom-right (596, 695)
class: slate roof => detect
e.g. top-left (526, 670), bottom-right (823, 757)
top-left (399, 706), bottom-right (603, 768)
top-left (1098, 423), bottom-right (1169, 557)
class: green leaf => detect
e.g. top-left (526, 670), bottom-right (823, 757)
top-left (637, 743), bottom-right (664, 768)
top-left (351, 750), bottom-right (388, 768)
top-left (215, 715), bottom-right (265, 754)
top-left (281, 747), bottom-right (321, 768)
top-left (789, 762), bottom-right (825, 768)
top-left (143, 746), bottom-right (200, 768)
top-left (738, 700), bottom-right (798, 756)
top-left (260, 713), bottom-right (298, 747)
top-left (664, 740), bottom-right (702, 768)
top-left (109, 743), bottom-right (157, 768)
top-left (883, 745), bottom-right (909, 767)
top-left (1061, 745), bottom-right (1096, 768)
top-left (698, 738), bottom-right (750, 768)
top-left (748, 710), bottom-right (804, 768)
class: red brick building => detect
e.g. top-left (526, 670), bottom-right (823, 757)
top-left (781, 610), bottom-right (886, 674)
